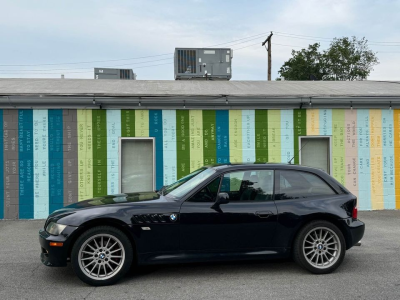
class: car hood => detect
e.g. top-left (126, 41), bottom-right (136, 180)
top-left (48, 191), bottom-right (172, 217)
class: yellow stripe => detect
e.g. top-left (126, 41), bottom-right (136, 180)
top-left (306, 109), bottom-right (319, 135)
top-left (370, 109), bottom-right (383, 209)
top-left (189, 110), bottom-right (203, 171)
top-left (394, 110), bottom-right (400, 209)
top-left (268, 110), bottom-right (281, 162)
top-left (229, 110), bottom-right (242, 163)
top-left (135, 110), bottom-right (149, 137)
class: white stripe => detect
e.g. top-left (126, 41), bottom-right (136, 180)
top-left (107, 110), bottom-right (121, 194)
top-left (281, 110), bottom-right (294, 163)
top-left (33, 110), bottom-right (49, 219)
top-left (242, 110), bottom-right (255, 162)
top-left (162, 110), bottom-right (177, 185)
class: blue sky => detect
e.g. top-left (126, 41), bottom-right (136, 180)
top-left (0, 0), bottom-right (399, 80)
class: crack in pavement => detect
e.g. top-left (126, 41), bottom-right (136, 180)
top-left (83, 287), bottom-right (96, 300)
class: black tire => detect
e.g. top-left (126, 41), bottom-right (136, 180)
top-left (293, 220), bottom-right (346, 274)
top-left (71, 226), bottom-right (134, 286)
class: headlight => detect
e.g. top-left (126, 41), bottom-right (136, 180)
top-left (46, 222), bottom-right (67, 236)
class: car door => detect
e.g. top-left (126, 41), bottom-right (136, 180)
top-left (179, 169), bottom-right (278, 252)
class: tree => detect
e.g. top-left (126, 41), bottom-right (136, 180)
top-left (277, 37), bottom-right (379, 81)
top-left (278, 43), bottom-right (328, 80)
top-left (323, 37), bottom-right (379, 81)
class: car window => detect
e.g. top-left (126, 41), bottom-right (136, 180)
top-left (220, 170), bottom-right (274, 201)
top-left (187, 177), bottom-right (221, 202)
top-left (276, 170), bottom-right (336, 200)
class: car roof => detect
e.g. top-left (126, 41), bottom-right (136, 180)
top-left (206, 163), bottom-right (325, 173)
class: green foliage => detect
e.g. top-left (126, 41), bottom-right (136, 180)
top-left (277, 37), bottom-right (379, 81)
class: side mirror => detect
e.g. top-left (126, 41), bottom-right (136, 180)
top-left (216, 192), bottom-right (229, 205)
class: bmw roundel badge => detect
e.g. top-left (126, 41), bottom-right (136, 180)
top-left (169, 213), bottom-right (178, 222)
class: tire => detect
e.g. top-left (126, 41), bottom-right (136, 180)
top-left (293, 220), bottom-right (346, 274)
top-left (71, 226), bottom-right (134, 286)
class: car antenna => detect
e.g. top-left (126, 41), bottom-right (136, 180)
top-left (288, 141), bottom-right (309, 164)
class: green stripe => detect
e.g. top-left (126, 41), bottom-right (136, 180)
top-left (176, 110), bottom-right (190, 179)
top-left (203, 110), bottom-right (216, 165)
top-left (121, 110), bottom-right (135, 137)
top-left (92, 110), bottom-right (107, 196)
top-left (293, 109), bottom-right (306, 164)
top-left (255, 110), bottom-right (268, 162)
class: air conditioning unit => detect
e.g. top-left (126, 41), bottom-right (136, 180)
top-left (174, 48), bottom-right (232, 80)
top-left (94, 68), bottom-right (136, 80)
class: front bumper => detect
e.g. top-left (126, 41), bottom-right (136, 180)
top-left (339, 218), bottom-right (365, 249)
top-left (39, 226), bottom-right (79, 267)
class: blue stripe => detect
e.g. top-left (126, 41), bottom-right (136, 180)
top-left (216, 110), bottom-right (229, 163)
top-left (18, 110), bottom-right (33, 219)
top-left (357, 109), bottom-right (371, 210)
top-left (49, 110), bottom-right (64, 214)
top-left (382, 110), bottom-right (395, 209)
top-left (149, 110), bottom-right (163, 190)
top-left (0, 110), bottom-right (3, 219)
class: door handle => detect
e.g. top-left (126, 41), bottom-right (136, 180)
top-left (255, 211), bottom-right (273, 218)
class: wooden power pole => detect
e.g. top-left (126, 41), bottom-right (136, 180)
top-left (262, 32), bottom-right (273, 81)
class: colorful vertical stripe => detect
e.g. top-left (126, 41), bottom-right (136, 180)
top-left (307, 109), bottom-right (319, 135)
top-left (344, 110), bottom-right (358, 197)
top-left (48, 110), bottom-right (63, 214)
top-left (18, 110), bottom-right (33, 218)
top-left (319, 109), bottom-right (332, 136)
top-left (370, 110), bottom-right (384, 210)
top-left (293, 109), bottom-right (306, 164)
top-left (163, 110), bottom-right (177, 185)
top-left (190, 110), bottom-right (203, 171)
top-left (135, 110), bottom-right (149, 137)
top-left (107, 110), bottom-right (121, 195)
top-left (357, 109), bottom-right (371, 210)
top-left (216, 110), bottom-right (229, 164)
top-left (77, 110), bottom-right (93, 201)
top-left (33, 110), bottom-right (49, 219)
top-left (394, 110), bottom-right (400, 209)
top-left (332, 110), bottom-right (345, 185)
top-left (121, 110), bottom-right (135, 137)
top-left (382, 110), bottom-right (395, 209)
top-left (63, 110), bottom-right (78, 206)
top-left (93, 110), bottom-right (107, 197)
top-left (242, 110), bottom-right (255, 163)
top-left (281, 110), bottom-right (294, 164)
top-left (203, 110), bottom-right (217, 165)
top-left (150, 110), bottom-right (163, 189)
top-left (229, 110), bottom-right (242, 163)
top-left (176, 110), bottom-right (190, 179)
top-left (268, 110), bottom-right (281, 162)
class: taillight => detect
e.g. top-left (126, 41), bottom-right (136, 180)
top-left (352, 206), bottom-right (358, 219)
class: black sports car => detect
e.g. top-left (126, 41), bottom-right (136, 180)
top-left (39, 164), bottom-right (365, 286)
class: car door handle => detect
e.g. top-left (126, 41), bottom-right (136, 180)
top-left (255, 211), bottom-right (273, 218)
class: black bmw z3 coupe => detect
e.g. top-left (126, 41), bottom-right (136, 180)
top-left (39, 163), bottom-right (365, 286)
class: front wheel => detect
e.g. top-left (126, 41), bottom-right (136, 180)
top-left (293, 220), bottom-right (346, 274)
top-left (71, 226), bottom-right (134, 286)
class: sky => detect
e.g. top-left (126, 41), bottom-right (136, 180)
top-left (0, 0), bottom-right (399, 81)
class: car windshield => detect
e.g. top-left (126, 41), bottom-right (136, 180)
top-left (163, 168), bottom-right (216, 199)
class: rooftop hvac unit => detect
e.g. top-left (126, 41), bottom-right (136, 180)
top-left (94, 68), bottom-right (136, 80)
top-left (174, 48), bottom-right (232, 80)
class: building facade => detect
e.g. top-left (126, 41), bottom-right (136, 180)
top-left (1, 79), bottom-right (400, 219)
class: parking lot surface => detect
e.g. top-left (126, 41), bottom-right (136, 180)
top-left (0, 211), bottom-right (399, 300)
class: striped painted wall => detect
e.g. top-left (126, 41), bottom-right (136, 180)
top-left (1, 108), bottom-right (399, 219)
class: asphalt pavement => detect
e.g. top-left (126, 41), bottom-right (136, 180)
top-left (0, 211), bottom-right (399, 300)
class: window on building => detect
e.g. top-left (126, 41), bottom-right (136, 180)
top-left (219, 170), bottom-right (274, 201)
top-left (120, 138), bottom-right (154, 193)
top-left (300, 137), bottom-right (331, 174)
top-left (276, 170), bottom-right (336, 200)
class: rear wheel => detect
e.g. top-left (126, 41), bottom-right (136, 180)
top-left (293, 220), bottom-right (346, 274)
top-left (71, 226), bottom-right (133, 286)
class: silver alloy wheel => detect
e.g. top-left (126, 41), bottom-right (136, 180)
top-left (302, 227), bottom-right (341, 269)
top-left (78, 233), bottom-right (126, 281)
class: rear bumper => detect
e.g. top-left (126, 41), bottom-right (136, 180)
top-left (39, 226), bottom-right (78, 267)
top-left (339, 218), bottom-right (365, 249)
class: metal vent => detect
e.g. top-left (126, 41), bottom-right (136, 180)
top-left (177, 50), bottom-right (196, 74)
top-left (119, 69), bottom-right (131, 79)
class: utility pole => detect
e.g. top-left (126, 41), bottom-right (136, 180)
top-left (262, 32), bottom-right (273, 81)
